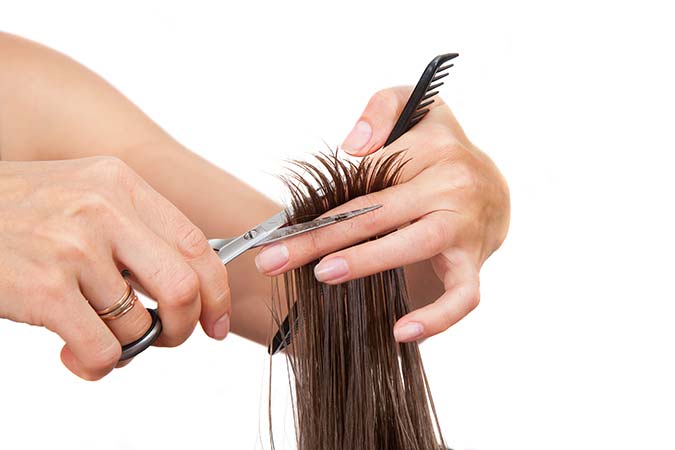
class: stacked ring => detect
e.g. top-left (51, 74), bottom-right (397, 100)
top-left (96, 281), bottom-right (137, 321)
top-left (94, 275), bottom-right (163, 361)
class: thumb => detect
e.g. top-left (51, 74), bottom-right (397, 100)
top-left (341, 86), bottom-right (412, 156)
top-left (341, 85), bottom-right (445, 157)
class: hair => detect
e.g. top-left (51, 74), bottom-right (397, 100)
top-left (269, 150), bottom-right (446, 450)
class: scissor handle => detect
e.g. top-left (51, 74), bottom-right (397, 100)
top-left (119, 308), bottom-right (162, 360)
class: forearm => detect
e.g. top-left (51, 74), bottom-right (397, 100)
top-left (0, 32), bottom-right (276, 226)
top-left (0, 32), bottom-right (279, 344)
top-left (0, 32), bottom-right (169, 162)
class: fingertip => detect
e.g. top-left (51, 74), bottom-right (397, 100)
top-left (397, 282), bottom-right (479, 341)
top-left (314, 256), bottom-right (349, 283)
top-left (199, 278), bottom-right (232, 340)
top-left (341, 120), bottom-right (373, 155)
top-left (254, 243), bottom-right (290, 275)
top-left (60, 345), bottom-right (112, 381)
top-left (211, 313), bottom-right (230, 340)
top-left (60, 345), bottom-right (77, 371)
top-left (393, 320), bottom-right (425, 343)
top-left (344, 86), bottom-right (415, 155)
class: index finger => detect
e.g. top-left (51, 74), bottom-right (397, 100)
top-left (127, 174), bottom-right (231, 341)
top-left (254, 182), bottom-right (429, 276)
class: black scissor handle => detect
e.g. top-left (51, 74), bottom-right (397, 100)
top-left (119, 308), bottom-right (162, 361)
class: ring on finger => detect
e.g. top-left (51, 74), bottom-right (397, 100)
top-left (96, 280), bottom-right (137, 321)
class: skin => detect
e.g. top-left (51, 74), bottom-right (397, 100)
top-left (0, 32), bottom-right (510, 380)
top-left (255, 88), bottom-right (510, 341)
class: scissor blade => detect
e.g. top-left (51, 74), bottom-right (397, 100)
top-left (253, 204), bottom-right (382, 248)
top-left (208, 205), bottom-right (382, 258)
top-left (216, 210), bottom-right (288, 264)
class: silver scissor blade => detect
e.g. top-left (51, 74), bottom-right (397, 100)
top-left (249, 204), bottom-right (382, 248)
top-left (208, 205), bottom-right (382, 258)
top-left (216, 210), bottom-right (288, 264)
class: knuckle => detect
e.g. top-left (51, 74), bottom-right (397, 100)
top-left (427, 125), bottom-right (462, 155)
top-left (39, 269), bottom-right (70, 300)
top-left (88, 155), bottom-right (126, 173)
top-left (64, 190), bottom-right (116, 221)
top-left (53, 232), bottom-right (93, 262)
top-left (202, 262), bottom-right (231, 311)
top-left (448, 160), bottom-right (481, 194)
top-left (159, 332), bottom-right (189, 348)
top-left (462, 283), bottom-right (481, 311)
top-left (348, 193), bottom-right (383, 234)
top-left (421, 220), bottom-right (449, 255)
top-left (470, 292), bottom-right (480, 309)
top-left (439, 308), bottom-right (458, 330)
top-left (88, 156), bottom-right (136, 186)
top-left (39, 219), bottom-right (97, 266)
top-left (304, 225), bottom-right (322, 254)
top-left (175, 223), bottom-right (209, 259)
top-left (213, 276), bottom-right (231, 306)
top-left (166, 269), bottom-right (200, 309)
top-left (157, 317), bottom-right (197, 347)
top-left (466, 290), bottom-right (481, 310)
top-left (369, 89), bottom-right (398, 114)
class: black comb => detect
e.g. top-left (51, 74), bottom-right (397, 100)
top-left (269, 53), bottom-right (459, 355)
top-left (384, 53), bottom-right (458, 147)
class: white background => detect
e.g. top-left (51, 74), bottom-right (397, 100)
top-left (1, 1), bottom-right (674, 449)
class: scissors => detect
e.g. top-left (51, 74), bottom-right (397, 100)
top-left (208, 204), bottom-right (381, 264)
top-left (122, 204), bottom-right (381, 360)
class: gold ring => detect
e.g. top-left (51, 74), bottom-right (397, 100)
top-left (96, 281), bottom-right (138, 321)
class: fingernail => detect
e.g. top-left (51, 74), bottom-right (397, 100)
top-left (314, 257), bottom-right (349, 282)
top-left (213, 313), bottom-right (230, 340)
top-left (394, 322), bottom-right (424, 342)
top-left (341, 120), bottom-right (372, 154)
top-left (255, 244), bottom-right (289, 273)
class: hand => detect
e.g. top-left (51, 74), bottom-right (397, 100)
top-left (254, 86), bottom-right (510, 342)
top-left (0, 157), bottom-right (231, 380)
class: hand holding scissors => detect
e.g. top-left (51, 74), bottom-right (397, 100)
top-left (122, 205), bottom-right (382, 359)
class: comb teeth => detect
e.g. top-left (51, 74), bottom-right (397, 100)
top-left (409, 108), bottom-right (430, 122)
top-left (407, 114), bottom-right (426, 130)
top-left (406, 110), bottom-right (429, 131)
top-left (427, 81), bottom-right (444, 92)
top-left (421, 90), bottom-right (439, 101)
top-left (417, 99), bottom-right (435, 110)
top-left (398, 54), bottom-right (457, 142)
top-left (437, 63), bottom-right (454, 73)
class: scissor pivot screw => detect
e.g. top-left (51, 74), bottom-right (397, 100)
top-left (244, 230), bottom-right (258, 240)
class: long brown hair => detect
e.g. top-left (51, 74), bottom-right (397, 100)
top-left (270, 151), bottom-right (446, 450)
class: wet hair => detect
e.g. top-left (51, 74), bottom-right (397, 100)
top-left (269, 151), bottom-right (446, 450)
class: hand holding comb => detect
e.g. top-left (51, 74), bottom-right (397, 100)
top-left (269, 53), bottom-right (459, 355)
